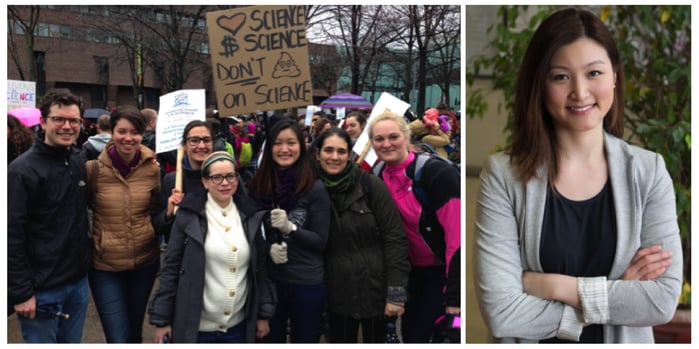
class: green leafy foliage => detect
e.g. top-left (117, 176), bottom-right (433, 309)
top-left (467, 5), bottom-right (691, 299)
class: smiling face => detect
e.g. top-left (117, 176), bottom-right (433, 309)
top-left (317, 134), bottom-right (350, 175)
top-left (202, 160), bottom-right (238, 208)
top-left (272, 128), bottom-right (301, 169)
top-left (370, 119), bottom-right (410, 165)
top-left (40, 103), bottom-right (81, 149)
top-left (184, 126), bottom-right (213, 169)
top-left (544, 37), bottom-right (616, 135)
top-left (112, 118), bottom-right (143, 162)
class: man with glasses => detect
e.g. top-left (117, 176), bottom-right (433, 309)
top-left (8, 88), bottom-right (92, 343)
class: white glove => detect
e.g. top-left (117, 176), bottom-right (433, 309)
top-left (270, 208), bottom-right (295, 234)
top-left (270, 242), bottom-right (288, 264)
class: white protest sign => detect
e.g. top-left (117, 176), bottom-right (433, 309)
top-left (352, 92), bottom-right (410, 167)
top-left (7, 80), bottom-right (37, 110)
top-left (156, 89), bottom-right (207, 154)
top-left (304, 105), bottom-right (320, 127)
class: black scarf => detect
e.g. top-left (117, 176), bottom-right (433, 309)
top-left (256, 165), bottom-right (300, 212)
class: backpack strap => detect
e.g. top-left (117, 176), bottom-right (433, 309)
top-left (409, 153), bottom-right (433, 210)
top-left (371, 161), bottom-right (385, 178)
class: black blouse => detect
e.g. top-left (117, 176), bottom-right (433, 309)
top-left (540, 179), bottom-right (617, 343)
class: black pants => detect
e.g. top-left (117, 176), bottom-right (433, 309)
top-left (402, 266), bottom-right (445, 343)
top-left (327, 312), bottom-right (385, 343)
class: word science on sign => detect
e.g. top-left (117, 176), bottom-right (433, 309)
top-left (207, 5), bottom-right (312, 116)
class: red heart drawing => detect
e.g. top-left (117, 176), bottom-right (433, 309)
top-left (217, 14), bottom-right (246, 36)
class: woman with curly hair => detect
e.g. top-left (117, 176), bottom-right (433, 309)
top-left (7, 114), bottom-right (36, 164)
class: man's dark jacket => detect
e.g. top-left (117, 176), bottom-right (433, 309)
top-left (7, 139), bottom-right (92, 306)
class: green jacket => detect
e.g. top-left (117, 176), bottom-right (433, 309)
top-left (324, 172), bottom-right (410, 318)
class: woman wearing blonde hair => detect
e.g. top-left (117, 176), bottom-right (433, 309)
top-left (368, 111), bottom-right (461, 343)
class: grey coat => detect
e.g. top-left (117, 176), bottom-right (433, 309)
top-left (474, 132), bottom-right (682, 343)
top-left (148, 191), bottom-right (276, 343)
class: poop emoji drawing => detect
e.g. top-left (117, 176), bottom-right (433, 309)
top-left (272, 52), bottom-right (301, 78)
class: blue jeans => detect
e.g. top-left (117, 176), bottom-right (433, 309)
top-left (18, 276), bottom-right (89, 343)
top-left (266, 282), bottom-right (325, 343)
top-left (88, 261), bottom-right (159, 343)
top-left (401, 266), bottom-right (446, 343)
top-left (197, 320), bottom-right (246, 343)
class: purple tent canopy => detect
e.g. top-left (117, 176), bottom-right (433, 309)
top-left (319, 93), bottom-right (373, 109)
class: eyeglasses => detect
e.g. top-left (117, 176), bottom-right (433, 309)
top-left (186, 136), bottom-right (213, 146)
top-left (208, 173), bottom-right (238, 184)
top-left (47, 116), bottom-right (81, 126)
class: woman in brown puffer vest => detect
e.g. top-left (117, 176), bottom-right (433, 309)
top-left (86, 105), bottom-right (161, 343)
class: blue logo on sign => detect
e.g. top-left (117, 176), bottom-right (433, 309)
top-left (173, 93), bottom-right (189, 107)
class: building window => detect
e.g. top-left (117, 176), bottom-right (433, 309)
top-left (37, 23), bottom-right (49, 37)
top-left (49, 24), bottom-right (60, 38)
top-left (61, 25), bottom-right (70, 39)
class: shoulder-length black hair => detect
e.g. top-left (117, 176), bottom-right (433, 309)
top-left (509, 7), bottom-right (625, 184)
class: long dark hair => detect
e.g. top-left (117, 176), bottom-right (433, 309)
top-left (509, 8), bottom-right (625, 184)
top-left (247, 119), bottom-right (316, 198)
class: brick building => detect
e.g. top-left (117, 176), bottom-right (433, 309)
top-left (7, 5), bottom-right (336, 111)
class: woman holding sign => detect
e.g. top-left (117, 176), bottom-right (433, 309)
top-left (153, 120), bottom-right (215, 242)
top-left (247, 119), bottom-right (331, 343)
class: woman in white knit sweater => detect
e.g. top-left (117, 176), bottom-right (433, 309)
top-left (148, 151), bottom-right (276, 343)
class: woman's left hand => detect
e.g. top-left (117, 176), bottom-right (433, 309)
top-left (621, 245), bottom-right (673, 281)
top-left (256, 319), bottom-right (270, 338)
top-left (384, 303), bottom-right (405, 317)
top-left (445, 306), bottom-right (460, 315)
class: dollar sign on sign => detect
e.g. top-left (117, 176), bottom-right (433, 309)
top-left (220, 35), bottom-right (239, 58)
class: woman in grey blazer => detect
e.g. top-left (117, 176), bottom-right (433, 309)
top-left (474, 8), bottom-right (682, 343)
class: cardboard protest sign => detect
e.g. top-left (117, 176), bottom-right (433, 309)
top-left (7, 80), bottom-right (37, 110)
top-left (352, 92), bottom-right (410, 167)
top-left (155, 89), bottom-right (207, 154)
top-left (206, 5), bottom-right (312, 116)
